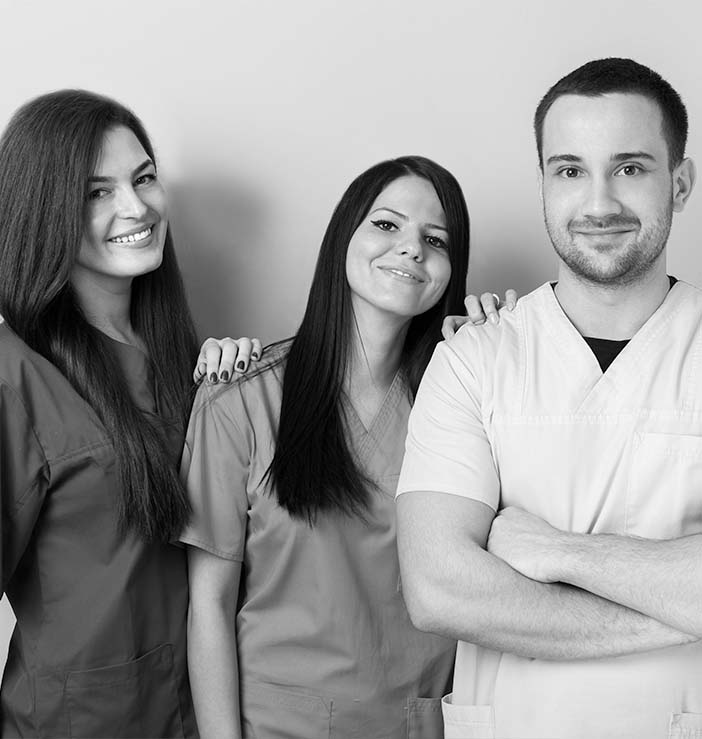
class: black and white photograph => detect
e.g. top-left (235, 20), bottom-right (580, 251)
top-left (0, 1), bottom-right (700, 737)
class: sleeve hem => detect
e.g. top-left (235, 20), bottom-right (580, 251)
top-left (178, 535), bottom-right (244, 562)
top-left (395, 488), bottom-right (498, 511)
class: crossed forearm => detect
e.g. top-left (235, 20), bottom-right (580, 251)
top-left (418, 544), bottom-right (695, 660)
top-left (548, 531), bottom-right (702, 637)
top-left (397, 494), bottom-right (696, 662)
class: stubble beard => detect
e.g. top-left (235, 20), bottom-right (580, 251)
top-left (544, 207), bottom-right (673, 288)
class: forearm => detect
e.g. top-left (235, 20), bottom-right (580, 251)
top-left (553, 531), bottom-right (702, 636)
top-left (412, 543), bottom-right (694, 660)
top-left (188, 601), bottom-right (241, 739)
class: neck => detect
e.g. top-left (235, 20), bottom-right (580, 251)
top-left (346, 303), bottom-right (409, 395)
top-left (554, 260), bottom-right (670, 340)
top-left (70, 270), bottom-right (140, 346)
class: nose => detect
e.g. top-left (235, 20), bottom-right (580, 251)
top-left (582, 174), bottom-right (622, 219)
top-left (115, 185), bottom-right (149, 220)
top-left (395, 230), bottom-right (424, 261)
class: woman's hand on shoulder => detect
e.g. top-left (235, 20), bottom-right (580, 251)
top-left (441, 289), bottom-right (518, 340)
top-left (193, 337), bottom-right (263, 384)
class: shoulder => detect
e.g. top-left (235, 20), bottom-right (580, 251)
top-left (0, 323), bottom-right (65, 409)
top-left (190, 339), bottom-right (290, 423)
top-left (670, 280), bottom-right (702, 313)
top-left (442, 283), bottom-right (549, 371)
top-left (0, 323), bottom-right (108, 460)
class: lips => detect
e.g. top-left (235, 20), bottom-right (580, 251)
top-left (108, 225), bottom-right (154, 244)
top-left (377, 265), bottom-right (425, 282)
top-left (571, 228), bottom-right (635, 236)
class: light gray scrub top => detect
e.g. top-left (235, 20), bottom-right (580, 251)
top-left (181, 344), bottom-right (456, 739)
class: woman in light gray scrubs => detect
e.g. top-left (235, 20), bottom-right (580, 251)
top-left (181, 155), bottom-right (471, 738)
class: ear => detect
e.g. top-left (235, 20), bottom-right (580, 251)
top-left (672, 157), bottom-right (696, 212)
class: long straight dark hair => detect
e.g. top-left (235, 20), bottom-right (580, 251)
top-left (269, 156), bottom-right (470, 524)
top-left (0, 90), bottom-right (198, 542)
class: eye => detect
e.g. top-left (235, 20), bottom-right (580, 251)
top-left (615, 164), bottom-right (643, 177)
top-left (87, 187), bottom-right (110, 201)
top-left (426, 234), bottom-right (448, 249)
top-left (370, 219), bottom-right (397, 231)
top-left (134, 172), bottom-right (157, 187)
top-left (558, 167), bottom-right (582, 179)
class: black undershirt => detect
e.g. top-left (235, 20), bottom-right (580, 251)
top-left (580, 275), bottom-right (678, 372)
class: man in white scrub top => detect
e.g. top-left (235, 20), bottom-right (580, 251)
top-left (396, 57), bottom-right (702, 739)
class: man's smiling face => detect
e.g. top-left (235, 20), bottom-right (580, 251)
top-left (540, 92), bottom-right (678, 286)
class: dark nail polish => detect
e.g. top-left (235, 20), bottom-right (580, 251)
top-left (236, 361), bottom-right (245, 371)
top-left (252, 353), bottom-right (260, 361)
top-left (209, 372), bottom-right (218, 384)
top-left (220, 371), bottom-right (230, 382)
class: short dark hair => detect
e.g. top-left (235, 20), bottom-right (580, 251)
top-left (534, 57), bottom-right (688, 169)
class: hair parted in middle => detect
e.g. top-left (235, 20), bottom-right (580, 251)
top-left (534, 57), bottom-right (689, 169)
top-left (266, 154), bottom-right (471, 524)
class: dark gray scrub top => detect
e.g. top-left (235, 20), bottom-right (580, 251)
top-left (0, 321), bottom-right (197, 738)
top-left (181, 344), bottom-right (456, 739)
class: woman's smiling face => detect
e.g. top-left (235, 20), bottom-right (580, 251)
top-left (345, 174), bottom-right (451, 324)
top-left (72, 125), bottom-right (168, 292)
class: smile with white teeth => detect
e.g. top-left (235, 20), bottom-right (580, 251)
top-left (382, 267), bottom-right (422, 281)
top-left (109, 227), bottom-right (152, 244)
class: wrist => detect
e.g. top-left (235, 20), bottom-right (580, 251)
top-left (546, 530), bottom-right (582, 583)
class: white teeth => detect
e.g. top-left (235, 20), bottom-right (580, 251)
top-left (110, 227), bottom-right (152, 244)
top-left (388, 269), bottom-right (416, 280)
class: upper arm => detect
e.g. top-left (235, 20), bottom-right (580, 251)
top-left (187, 546), bottom-right (242, 614)
top-left (179, 385), bottom-right (251, 561)
top-left (0, 383), bottom-right (48, 588)
top-left (396, 491), bottom-right (496, 632)
top-left (397, 338), bottom-right (500, 508)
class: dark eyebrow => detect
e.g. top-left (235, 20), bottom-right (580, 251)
top-left (88, 158), bottom-right (155, 183)
top-left (369, 206), bottom-right (448, 232)
top-left (370, 207), bottom-right (408, 220)
top-left (545, 154), bottom-right (582, 166)
top-left (611, 151), bottom-right (656, 163)
top-left (546, 152), bottom-right (657, 167)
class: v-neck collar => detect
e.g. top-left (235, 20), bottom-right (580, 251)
top-left (343, 369), bottom-right (407, 459)
top-left (538, 280), bottom-right (690, 412)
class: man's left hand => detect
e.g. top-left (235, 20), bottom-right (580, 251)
top-left (487, 506), bottom-right (568, 583)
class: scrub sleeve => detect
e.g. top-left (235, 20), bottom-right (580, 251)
top-left (398, 281), bottom-right (702, 739)
top-left (181, 346), bottom-right (455, 739)
top-left (0, 324), bottom-right (197, 738)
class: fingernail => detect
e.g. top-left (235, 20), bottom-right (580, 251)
top-left (209, 372), bottom-right (218, 384)
top-left (252, 353), bottom-right (260, 360)
top-left (489, 314), bottom-right (498, 325)
top-left (236, 361), bottom-right (245, 371)
top-left (219, 371), bottom-right (229, 382)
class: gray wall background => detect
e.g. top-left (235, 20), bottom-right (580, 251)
top-left (1, 0), bottom-right (700, 661)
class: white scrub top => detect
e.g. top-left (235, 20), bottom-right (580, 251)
top-left (397, 281), bottom-right (702, 739)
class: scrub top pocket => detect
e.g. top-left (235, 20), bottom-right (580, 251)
top-left (240, 682), bottom-right (333, 739)
top-left (626, 432), bottom-right (702, 538)
top-left (441, 695), bottom-right (494, 739)
top-left (407, 696), bottom-right (444, 739)
top-left (669, 712), bottom-right (702, 739)
top-left (65, 643), bottom-right (184, 738)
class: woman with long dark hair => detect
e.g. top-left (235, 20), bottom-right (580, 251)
top-left (0, 89), bottom-right (253, 737)
top-left (182, 156), bottom-right (471, 738)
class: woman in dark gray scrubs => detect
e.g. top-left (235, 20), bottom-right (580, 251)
top-left (0, 90), bottom-right (202, 737)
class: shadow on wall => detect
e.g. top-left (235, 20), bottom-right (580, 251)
top-left (168, 178), bottom-right (269, 341)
